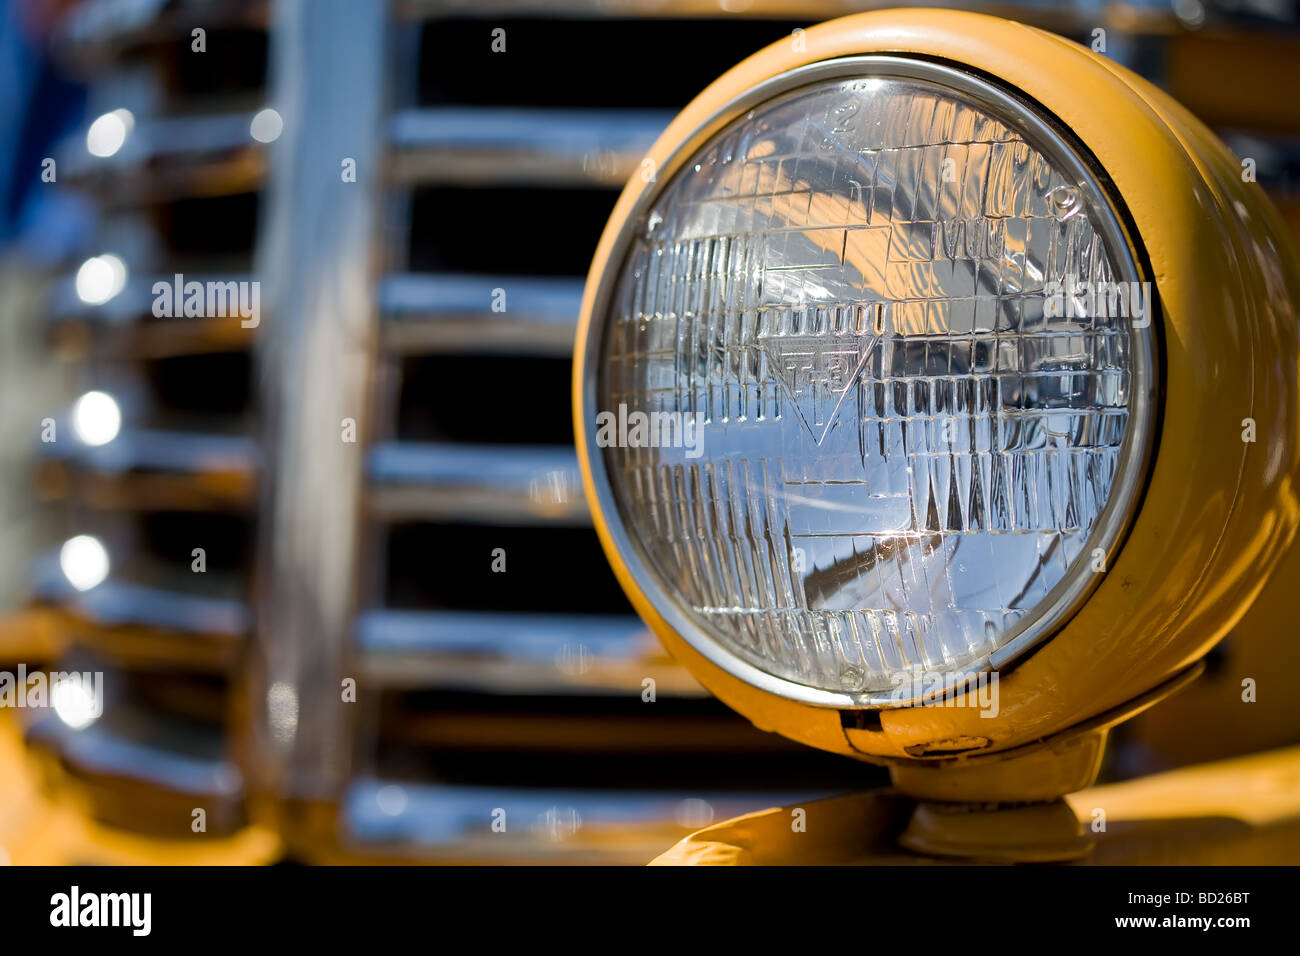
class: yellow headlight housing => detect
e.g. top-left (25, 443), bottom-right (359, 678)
top-left (574, 10), bottom-right (1300, 789)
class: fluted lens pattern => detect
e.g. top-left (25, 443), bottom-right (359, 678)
top-left (598, 74), bottom-right (1143, 696)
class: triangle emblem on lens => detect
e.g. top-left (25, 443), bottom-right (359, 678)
top-left (761, 331), bottom-right (881, 446)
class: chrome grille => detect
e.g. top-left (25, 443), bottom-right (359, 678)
top-left (28, 1), bottom-right (268, 835)
top-left (24, 0), bottom-right (1300, 862)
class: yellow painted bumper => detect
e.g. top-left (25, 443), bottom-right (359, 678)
top-left (651, 745), bottom-right (1300, 865)
top-left (0, 711), bottom-right (279, 866)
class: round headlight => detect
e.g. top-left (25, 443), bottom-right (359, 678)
top-left (582, 56), bottom-right (1156, 705)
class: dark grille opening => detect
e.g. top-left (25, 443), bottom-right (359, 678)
top-left (137, 510), bottom-right (253, 580)
top-left (407, 186), bottom-right (615, 276)
top-left (117, 667), bottom-right (231, 729)
top-left (141, 352), bottom-right (252, 419)
top-left (151, 192), bottom-right (260, 265)
top-left (94, 508), bottom-right (253, 605)
top-left (394, 354), bottom-right (572, 445)
top-left (418, 17), bottom-right (807, 110)
top-left (371, 690), bottom-right (887, 789)
top-left (376, 745), bottom-right (887, 793)
top-left (383, 522), bottom-right (631, 614)
top-left (158, 29), bottom-right (269, 104)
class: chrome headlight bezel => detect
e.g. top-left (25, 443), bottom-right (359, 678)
top-left (577, 54), bottom-right (1159, 709)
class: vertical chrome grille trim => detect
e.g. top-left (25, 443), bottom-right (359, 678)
top-left (247, 0), bottom-right (387, 805)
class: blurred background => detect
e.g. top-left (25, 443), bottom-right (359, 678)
top-left (0, 0), bottom-right (1298, 865)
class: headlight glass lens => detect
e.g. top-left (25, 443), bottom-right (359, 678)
top-left (592, 61), bottom-right (1155, 700)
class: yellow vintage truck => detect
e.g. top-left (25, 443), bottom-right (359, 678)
top-left (1, 0), bottom-right (1298, 869)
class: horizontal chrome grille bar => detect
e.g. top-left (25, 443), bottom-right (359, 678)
top-left (379, 273), bottom-right (581, 356)
top-left (59, 113), bottom-right (265, 202)
top-left (31, 557), bottom-right (249, 641)
top-left (51, 273), bottom-right (257, 320)
top-left (49, 274), bottom-right (258, 357)
top-left (25, 714), bottom-right (246, 836)
top-left (42, 429), bottom-right (256, 478)
top-left (357, 609), bottom-right (705, 695)
top-left (343, 777), bottom-right (817, 862)
top-left (38, 429), bottom-right (254, 512)
top-left (388, 107), bottom-right (669, 186)
top-left (29, 717), bottom-right (242, 798)
top-left (366, 442), bottom-right (588, 524)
